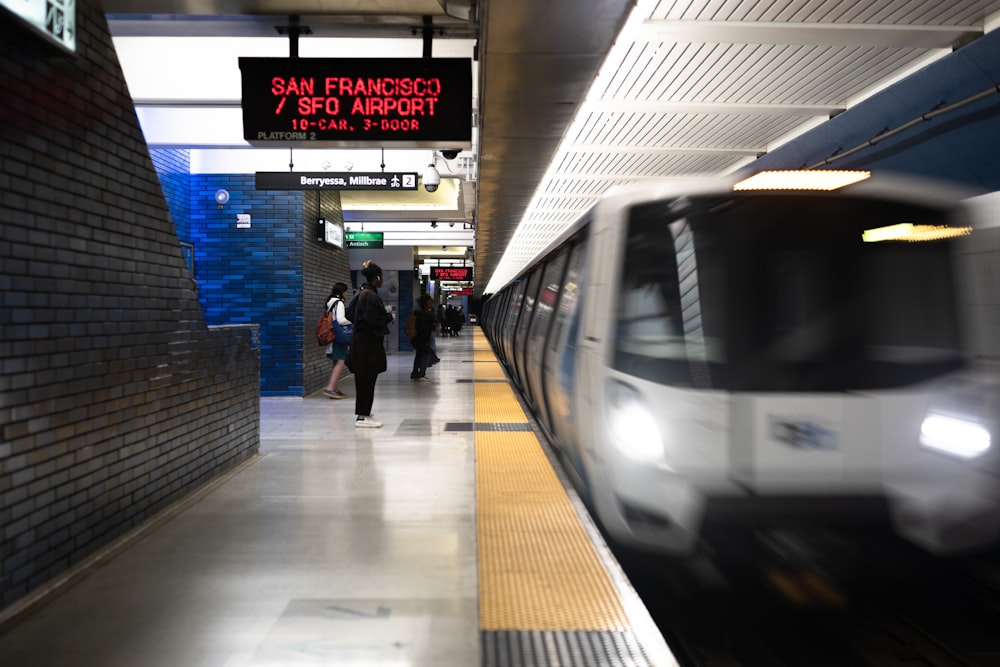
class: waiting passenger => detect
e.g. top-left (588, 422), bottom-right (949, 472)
top-left (410, 294), bottom-right (436, 382)
top-left (349, 261), bottom-right (394, 428)
top-left (323, 282), bottom-right (351, 399)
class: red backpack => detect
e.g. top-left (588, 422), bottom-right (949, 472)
top-left (316, 307), bottom-right (335, 346)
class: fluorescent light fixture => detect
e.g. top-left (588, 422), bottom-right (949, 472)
top-left (733, 170), bottom-right (871, 191)
top-left (862, 223), bottom-right (972, 243)
top-left (920, 414), bottom-right (991, 459)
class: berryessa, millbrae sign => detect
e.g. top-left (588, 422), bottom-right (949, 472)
top-left (239, 57), bottom-right (472, 148)
top-left (255, 172), bottom-right (418, 191)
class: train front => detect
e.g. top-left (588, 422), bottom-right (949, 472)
top-left (591, 171), bottom-right (1000, 556)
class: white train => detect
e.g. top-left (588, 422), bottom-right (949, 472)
top-left (482, 170), bottom-right (1000, 556)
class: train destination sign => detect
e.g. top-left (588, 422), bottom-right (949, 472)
top-left (239, 57), bottom-right (473, 148)
top-left (431, 266), bottom-right (472, 281)
top-left (255, 172), bottom-right (418, 191)
top-left (345, 232), bottom-right (384, 249)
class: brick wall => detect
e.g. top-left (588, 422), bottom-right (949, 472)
top-left (0, 1), bottom-right (260, 612)
top-left (303, 189), bottom-right (352, 392)
top-left (151, 149), bottom-right (191, 241)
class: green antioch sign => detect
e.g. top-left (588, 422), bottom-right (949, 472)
top-left (345, 232), bottom-right (384, 249)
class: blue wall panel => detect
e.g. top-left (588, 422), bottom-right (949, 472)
top-left (190, 174), bottom-right (304, 395)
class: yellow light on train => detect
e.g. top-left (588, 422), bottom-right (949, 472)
top-left (862, 223), bottom-right (972, 243)
top-left (733, 170), bottom-right (871, 191)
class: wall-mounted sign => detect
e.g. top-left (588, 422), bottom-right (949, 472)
top-left (236, 214), bottom-right (251, 228)
top-left (431, 266), bottom-right (472, 281)
top-left (1, 0), bottom-right (75, 53)
top-left (239, 57), bottom-right (472, 148)
top-left (320, 219), bottom-right (344, 248)
top-left (345, 232), bottom-right (384, 249)
top-left (256, 171), bottom-right (418, 191)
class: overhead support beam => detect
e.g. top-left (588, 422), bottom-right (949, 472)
top-left (587, 100), bottom-right (844, 117)
top-left (276, 15), bottom-right (312, 58)
top-left (133, 99), bottom-right (242, 108)
top-left (638, 20), bottom-right (981, 48)
top-left (566, 144), bottom-right (764, 157)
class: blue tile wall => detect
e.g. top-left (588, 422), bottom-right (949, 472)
top-left (190, 175), bottom-right (304, 395)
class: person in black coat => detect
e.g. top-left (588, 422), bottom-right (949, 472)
top-left (349, 260), bottom-right (393, 428)
top-left (410, 294), bottom-right (436, 382)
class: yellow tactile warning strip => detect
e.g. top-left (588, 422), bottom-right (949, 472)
top-left (474, 362), bottom-right (507, 382)
top-left (472, 331), bottom-right (631, 631)
top-left (474, 382), bottom-right (530, 424)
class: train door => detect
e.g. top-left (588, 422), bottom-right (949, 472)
top-left (512, 268), bottom-right (543, 401)
top-left (543, 239), bottom-right (589, 475)
top-left (525, 246), bottom-right (571, 436)
top-left (501, 281), bottom-right (525, 374)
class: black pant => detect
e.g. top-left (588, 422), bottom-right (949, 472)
top-left (354, 367), bottom-right (378, 416)
top-left (410, 345), bottom-right (430, 378)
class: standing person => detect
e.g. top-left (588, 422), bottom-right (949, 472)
top-left (349, 261), bottom-right (393, 428)
top-left (323, 282), bottom-right (351, 399)
top-left (447, 305), bottom-right (462, 336)
top-left (409, 294), bottom-right (436, 382)
top-left (428, 299), bottom-right (440, 367)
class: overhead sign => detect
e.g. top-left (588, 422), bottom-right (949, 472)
top-left (256, 171), bottom-right (418, 191)
top-left (1, 0), bottom-right (75, 53)
top-left (345, 232), bottom-right (384, 249)
top-left (239, 57), bottom-right (473, 148)
top-left (431, 266), bottom-right (473, 281)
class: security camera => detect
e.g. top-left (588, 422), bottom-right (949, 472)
top-left (440, 149), bottom-right (460, 160)
top-left (422, 163), bottom-right (440, 193)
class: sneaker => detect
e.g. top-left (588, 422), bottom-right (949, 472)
top-left (355, 416), bottom-right (383, 428)
top-left (323, 389), bottom-right (344, 399)
top-left (332, 390), bottom-right (347, 399)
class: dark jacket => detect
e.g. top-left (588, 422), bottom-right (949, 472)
top-left (412, 308), bottom-right (435, 349)
top-left (349, 284), bottom-right (393, 374)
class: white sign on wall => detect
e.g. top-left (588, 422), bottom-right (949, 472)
top-left (236, 214), bottom-right (251, 228)
top-left (323, 219), bottom-right (344, 248)
top-left (1, 0), bottom-right (76, 53)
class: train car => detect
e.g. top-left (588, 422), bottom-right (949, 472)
top-left (481, 170), bottom-right (1000, 556)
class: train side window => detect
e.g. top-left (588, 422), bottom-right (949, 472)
top-left (548, 241), bottom-right (583, 357)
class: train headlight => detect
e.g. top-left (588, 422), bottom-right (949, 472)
top-left (920, 414), bottom-right (991, 459)
top-left (606, 381), bottom-right (664, 462)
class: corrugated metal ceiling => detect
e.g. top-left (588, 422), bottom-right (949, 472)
top-left (482, 0), bottom-right (1000, 292)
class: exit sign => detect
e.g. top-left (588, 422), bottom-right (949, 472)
top-left (345, 231), bottom-right (384, 249)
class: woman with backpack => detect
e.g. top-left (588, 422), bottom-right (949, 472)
top-left (348, 261), bottom-right (393, 428)
top-left (323, 282), bottom-right (351, 399)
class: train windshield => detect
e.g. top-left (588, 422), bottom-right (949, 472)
top-left (614, 194), bottom-right (965, 391)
